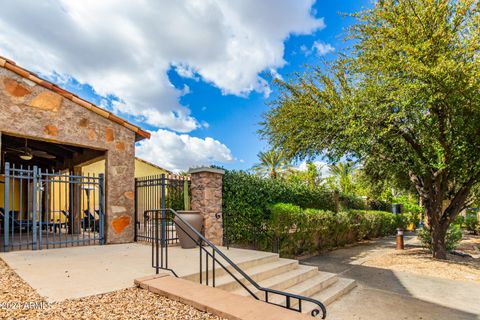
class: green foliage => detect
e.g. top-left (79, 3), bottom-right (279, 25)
top-left (264, 204), bottom-right (398, 256)
top-left (393, 195), bottom-right (422, 214)
top-left (367, 199), bottom-right (392, 212)
top-left (465, 216), bottom-right (479, 235)
top-left (394, 214), bottom-right (410, 231)
top-left (453, 215), bottom-right (465, 227)
top-left (223, 170), bottom-right (336, 216)
top-left (223, 170), bottom-right (335, 244)
top-left (339, 194), bottom-right (366, 210)
top-left (286, 162), bottom-right (323, 189)
top-left (260, 0), bottom-right (480, 259)
top-left (251, 149), bottom-right (292, 179)
top-left (183, 180), bottom-right (190, 211)
top-left (328, 162), bottom-right (357, 194)
top-left (406, 212), bottom-right (421, 230)
top-left (418, 225), bottom-right (463, 253)
top-left (223, 170), bottom-right (394, 247)
top-left (165, 181), bottom-right (189, 211)
top-left (268, 203), bottom-right (302, 237)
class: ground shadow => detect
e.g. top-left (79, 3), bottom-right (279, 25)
top-left (301, 235), bottom-right (480, 319)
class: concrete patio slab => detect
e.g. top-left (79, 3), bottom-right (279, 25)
top-left (0, 243), bottom-right (276, 302)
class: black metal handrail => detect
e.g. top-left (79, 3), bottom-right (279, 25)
top-left (152, 208), bottom-right (327, 318)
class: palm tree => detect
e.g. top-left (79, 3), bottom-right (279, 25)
top-left (328, 161), bottom-right (357, 194)
top-left (252, 150), bottom-right (291, 179)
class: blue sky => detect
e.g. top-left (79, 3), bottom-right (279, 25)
top-left (0, 0), bottom-right (372, 172)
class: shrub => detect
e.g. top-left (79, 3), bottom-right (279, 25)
top-left (453, 215), bottom-right (465, 227)
top-left (407, 213), bottom-right (421, 230)
top-left (418, 224), bottom-right (463, 253)
top-left (223, 170), bottom-right (379, 244)
top-left (222, 170), bottom-right (394, 251)
top-left (268, 203), bottom-right (302, 237)
top-left (465, 216), bottom-right (479, 235)
top-left (263, 203), bottom-right (397, 256)
top-left (339, 194), bottom-right (366, 210)
top-left (367, 199), bottom-right (392, 212)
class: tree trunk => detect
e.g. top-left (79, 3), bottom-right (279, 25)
top-left (423, 197), bottom-right (450, 260)
top-left (431, 221), bottom-right (448, 259)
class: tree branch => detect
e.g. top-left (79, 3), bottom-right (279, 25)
top-left (443, 171), bottom-right (480, 222)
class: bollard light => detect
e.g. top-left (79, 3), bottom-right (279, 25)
top-left (396, 228), bottom-right (404, 250)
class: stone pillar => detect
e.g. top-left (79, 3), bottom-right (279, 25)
top-left (105, 144), bottom-right (135, 244)
top-left (189, 167), bottom-right (225, 246)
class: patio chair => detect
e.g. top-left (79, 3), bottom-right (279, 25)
top-left (0, 208), bottom-right (34, 232)
top-left (83, 210), bottom-right (100, 232)
top-left (0, 208), bottom-right (4, 233)
top-left (60, 210), bottom-right (71, 231)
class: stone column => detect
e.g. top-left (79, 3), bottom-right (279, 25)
top-left (189, 167), bottom-right (225, 246)
top-left (105, 142), bottom-right (135, 244)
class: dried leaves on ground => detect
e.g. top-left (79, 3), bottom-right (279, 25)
top-left (0, 259), bottom-right (225, 320)
top-left (364, 235), bottom-right (480, 283)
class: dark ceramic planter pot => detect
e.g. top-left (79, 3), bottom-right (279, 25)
top-left (174, 210), bottom-right (203, 249)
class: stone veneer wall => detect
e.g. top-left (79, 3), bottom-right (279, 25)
top-left (190, 168), bottom-right (225, 246)
top-left (0, 67), bottom-right (137, 244)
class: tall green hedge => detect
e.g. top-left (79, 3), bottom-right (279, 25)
top-left (222, 170), bottom-right (393, 250)
top-left (223, 170), bottom-right (335, 246)
top-left (223, 170), bottom-right (336, 219)
top-left (265, 203), bottom-right (404, 257)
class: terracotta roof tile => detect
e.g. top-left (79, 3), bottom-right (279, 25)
top-left (0, 54), bottom-right (150, 140)
top-left (5, 63), bottom-right (30, 78)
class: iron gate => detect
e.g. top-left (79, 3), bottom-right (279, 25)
top-left (1, 162), bottom-right (105, 252)
top-left (134, 174), bottom-right (190, 244)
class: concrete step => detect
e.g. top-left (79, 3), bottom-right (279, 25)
top-left (232, 264), bottom-right (319, 297)
top-left (303, 278), bottom-right (357, 315)
top-left (182, 250), bottom-right (279, 282)
top-left (267, 272), bottom-right (339, 307)
top-left (214, 258), bottom-right (299, 291)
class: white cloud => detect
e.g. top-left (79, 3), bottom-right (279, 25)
top-left (297, 160), bottom-right (330, 177)
top-left (173, 63), bottom-right (200, 81)
top-left (0, 0), bottom-right (324, 132)
top-left (312, 41), bottom-right (335, 56)
top-left (301, 41), bottom-right (334, 57)
top-left (300, 44), bottom-right (310, 54)
top-left (136, 129), bottom-right (234, 172)
top-left (269, 68), bottom-right (283, 81)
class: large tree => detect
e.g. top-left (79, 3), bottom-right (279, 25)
top-left (261, 0), bottom-right (480, 259)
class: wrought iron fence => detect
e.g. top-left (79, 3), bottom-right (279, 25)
top-left (134, 174), bottom-right (190, 244)
top-left (1, 162), bottom-right (105, 252)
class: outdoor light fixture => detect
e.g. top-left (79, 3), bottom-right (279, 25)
top-left (19, 153), bottom-right (33, 161)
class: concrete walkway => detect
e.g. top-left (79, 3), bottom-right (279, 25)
top-left (302, 235), bottom-right (480, 320)
top-left (0, 243), bottom-right (275, 302)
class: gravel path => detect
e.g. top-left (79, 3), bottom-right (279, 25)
top-left (0, 259), bottom-right (225, 320)
top-left (363, 235), bottom-right (480, 283)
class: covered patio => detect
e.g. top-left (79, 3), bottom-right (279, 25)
top-left (0, 133), bottom-right (107, 251)
top-left (0, 55), bottom-right (150, 250)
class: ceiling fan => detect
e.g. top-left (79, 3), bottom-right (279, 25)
top-left (6, 139), bottom-right (56, 161)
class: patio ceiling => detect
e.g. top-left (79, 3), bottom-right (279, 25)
top-left (1, 134), bottom-right (105, 171)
